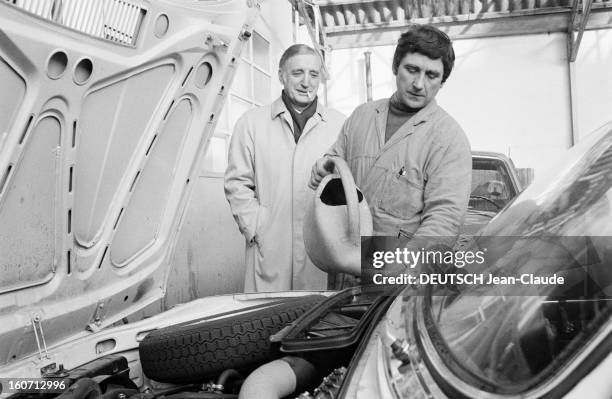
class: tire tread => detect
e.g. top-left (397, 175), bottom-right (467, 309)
top-left (139, 295), bottom-right (325, 383)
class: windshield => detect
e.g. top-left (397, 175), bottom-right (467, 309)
top-left (469, 156), bottom-right (518, 212)
top-left (425, 124), bottom-right (612, 393)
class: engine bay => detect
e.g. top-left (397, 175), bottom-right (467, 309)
top-left (5, 288), bottom-right (393, 399)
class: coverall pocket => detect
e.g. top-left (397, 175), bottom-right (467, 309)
top-left (379, 170), bottom-right (424, 220)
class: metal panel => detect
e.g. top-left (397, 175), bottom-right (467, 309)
top-left (0, 116), bottom-right (59, 293)
top-left (0, 58), bottom-right (26, 140)
top-left (5, 0), bottom-right (145, 46)
top-left (0, 0), bottom-right (259, 365)
top-left (61, 0), bottom-right (105, 38)
top-left (74, 65), bottom-right (175, 248)
top-left (102, 0), bottom-right (143, 45)
top-left (111, 98), bottom-right (194, 266)
top-left (14, 0), bottom-right (54, 19)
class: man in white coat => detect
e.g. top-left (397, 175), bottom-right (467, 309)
top-left (224, 44), bottom-right (346, 292)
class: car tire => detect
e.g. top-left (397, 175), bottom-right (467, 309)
top-left (138, 295), bottom-right (326, 383)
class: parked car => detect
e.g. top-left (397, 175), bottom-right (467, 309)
top-left (464, 151), bottom-right (522, 235)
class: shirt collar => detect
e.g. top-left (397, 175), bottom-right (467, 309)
top-left (375, 97), bottom-right (439, 126)
top-left (271, 96), bottom-right (328, 122)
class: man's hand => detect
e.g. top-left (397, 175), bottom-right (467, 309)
top-left (250, 234), bottom-right (262, 251)
top-left (308, 156), bottom-right (336, 190)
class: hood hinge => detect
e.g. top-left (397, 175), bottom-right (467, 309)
top-left (86, 301), bottom-right (107, 332)
top-left (41, 362), bottom-right (69, 378)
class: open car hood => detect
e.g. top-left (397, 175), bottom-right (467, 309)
top-left (0, 0), bottom-right (258, 367)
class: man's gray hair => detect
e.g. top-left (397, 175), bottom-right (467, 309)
top-left (279, 44), bottom-right (317, 70)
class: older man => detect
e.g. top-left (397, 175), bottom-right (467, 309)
top-left (225, 44), bottom-right (345, 292)
top-left (310, 25), bottom-right (472, 285)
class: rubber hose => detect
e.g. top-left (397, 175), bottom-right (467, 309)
top-left (238, 357), bottom-right (317, 399)
top-left (55, 378), bottom-right (102, 399)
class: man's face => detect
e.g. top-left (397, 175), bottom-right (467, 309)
top-left (279, 53), bottom-right (321, 108)
top-left (395, 52), bottom-right (444, 109)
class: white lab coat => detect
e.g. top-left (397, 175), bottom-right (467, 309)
top-left (224, 97), bottom-right (345, 292)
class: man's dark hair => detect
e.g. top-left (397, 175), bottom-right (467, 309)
top-left (392, 24), bottom-right (455, 83)
top-left (279, 44), bottom-right (317, 70)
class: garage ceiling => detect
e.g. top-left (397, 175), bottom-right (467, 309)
top-left (297, 0), bottom-right (612, 49)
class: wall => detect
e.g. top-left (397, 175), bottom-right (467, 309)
top-left (574, 29), bottom-right (612, 140)
top-left (327, 30), bottom-right (612, 176)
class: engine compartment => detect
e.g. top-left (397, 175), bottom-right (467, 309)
top-left (6, 288), bottom-right (393, 399)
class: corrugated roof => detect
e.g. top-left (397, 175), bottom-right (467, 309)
top-left (315, 0), bottom-right (608, 28)
top-left (302, 0), bottom-right (612, 48)
top-left (313, 0), bottom-right (572, 28)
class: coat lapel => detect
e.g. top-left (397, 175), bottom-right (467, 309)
top-left (374, 102), bottom-right (387, 149)
top-left (281, 112), bottom-right (295, 135)
top-left (297, 101), bottom-right (328, 142)
top-left (300, 114), bottom-right (321, 140)
top-left (271, 97), bottom-right (297, 144)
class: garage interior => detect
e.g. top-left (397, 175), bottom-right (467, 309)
top-left (158, 0), bottom-right (612, 312)
top-left (2, 1), bottom-right (612, 396)
top-left (2, 1), bottom-right (612, 397)
top-left (5, 0), bottom-right (606, 318)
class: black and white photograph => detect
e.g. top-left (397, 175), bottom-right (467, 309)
top-left (1, 0), bottom-right (612, 397)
